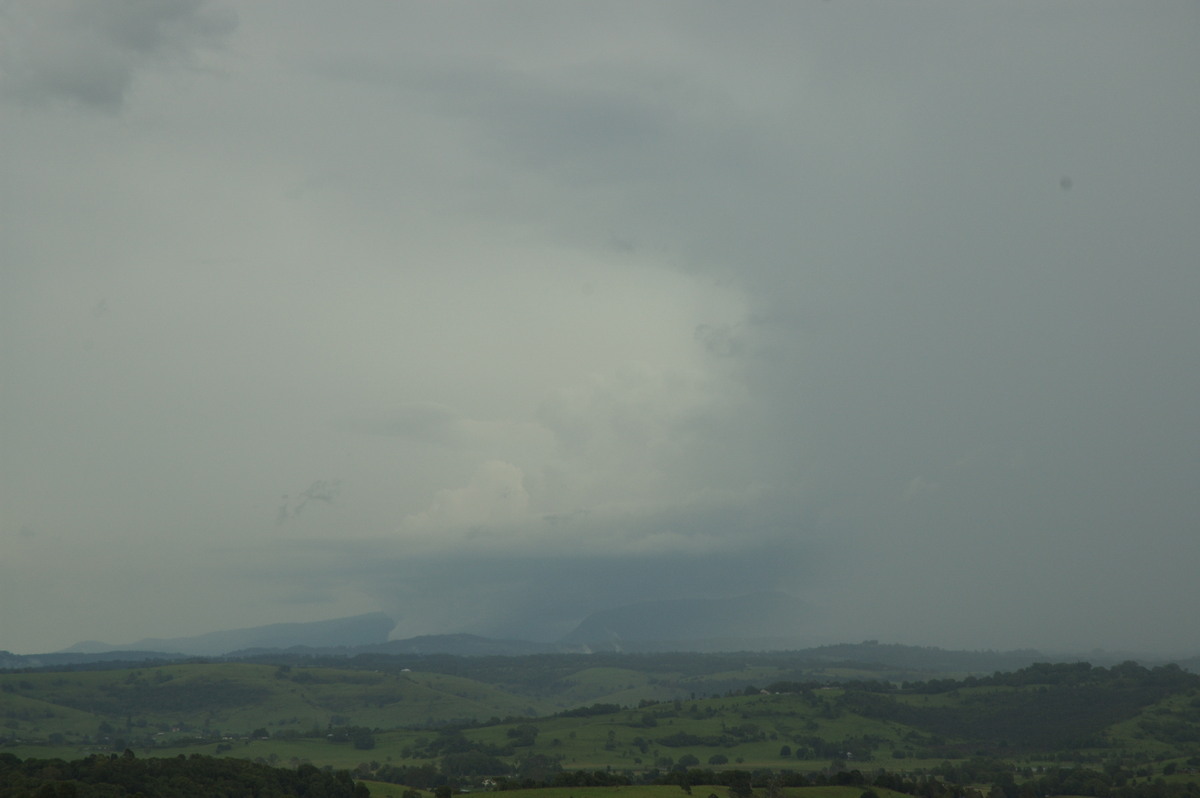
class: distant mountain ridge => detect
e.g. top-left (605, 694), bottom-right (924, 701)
top-left (11, 596), bottom-right (1191, 674)
top-left (228, 633), bottom-right (558, 658)
top-left (50, 593), bottom-right (805, 660)
top-left (58, 612), bottom-right (396, 657)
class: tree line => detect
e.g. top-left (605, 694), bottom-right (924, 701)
top-left (0, 750), bottom-right (368, 798)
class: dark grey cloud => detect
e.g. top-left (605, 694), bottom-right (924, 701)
top-left (0, 0), bottom-right (236, 109)
top-left (278, 499), bottom-right (822, 643)
top-left (368, 1), bottom-right (1200, 652)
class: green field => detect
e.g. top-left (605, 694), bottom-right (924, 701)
top-left (0, 662), bottom-right (553, 743)
top-left (350, 785), bottom-right (914, 798)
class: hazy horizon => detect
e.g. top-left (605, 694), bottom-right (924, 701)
top-left (3, 2), bottom-right (1198, 656)
top-left (34, 600), bottom-right (1200, 661)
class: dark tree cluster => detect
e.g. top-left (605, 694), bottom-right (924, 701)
top-left (830, 662), bottom-right (1200, 755)
top-left (0, 750), bottom-right (368, 798)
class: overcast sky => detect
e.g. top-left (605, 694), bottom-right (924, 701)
top-left (2, 1), bottom-right (1198, 656)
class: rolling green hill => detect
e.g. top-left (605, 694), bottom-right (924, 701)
top-left (3, 656), bottom-right (1200, 794)
top-left (0, 662), bottom-right (552, 745)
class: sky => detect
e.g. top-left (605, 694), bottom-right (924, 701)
top-left (2, 1), bottom-right (1198, 656)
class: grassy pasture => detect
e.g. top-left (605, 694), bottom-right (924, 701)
top-left (353, 786), bottom-right (908, 798)
top-left (0, 663), bottom-right (554, 743)
top-left (547, 668), bottom-right (658, 705)
top-left (0, 666), bottom-right (965, 772)
top-left (444, 692), bottom-right (927, 772)
top-left (1104, 690), bottom-right (1200, 756)
top-left (5, 657), bottom-right (1200, 784)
